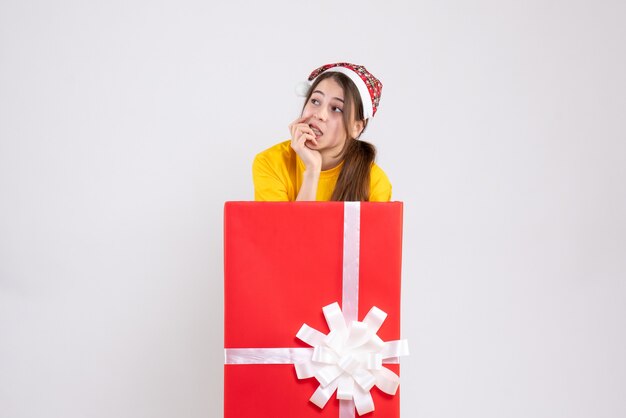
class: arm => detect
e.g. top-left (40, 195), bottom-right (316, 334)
top-left (296, 169), bottom-right (321, 201)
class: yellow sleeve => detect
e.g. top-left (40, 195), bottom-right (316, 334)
top-left (369, 164), bottom-right (392, 202)
top-left (252, 153), bottom-right (290, 201)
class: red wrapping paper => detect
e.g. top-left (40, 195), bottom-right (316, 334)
top-left (224, 202), bottom-right (403, 417)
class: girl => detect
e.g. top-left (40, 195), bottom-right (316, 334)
top-left (253, 62), bottom-right (391, 201)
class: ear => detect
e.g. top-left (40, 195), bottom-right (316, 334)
top-left (351, 119), bottom-right (365, 139)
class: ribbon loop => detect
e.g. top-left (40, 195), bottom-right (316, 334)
top-left (336, 375), bottom-right (355, 400)
top-left (316, 365), bottom-right (344, 387)
top-left (323, 302), bottom-right (348, 332)
top-left (352, 368), bottom-right (376, 392)
top-left (353, 386), bottom-right (375, 416)
top-left (296, 324), bottom-right (326, 347)
top-left (313, 346), bottom-right (339, 364)
top-left (381, 339), bottom-right (410, 358)
top-left (294, 360), bottom-right (316, 379)
top-left (365, 353), bottom-right (383, 370)
top-left (324, 329), bottom-right (346, 352)
top-left (310, 381), bottom-right (338, 409)
top-left (373, 367), bottom-right (401, 395)
top-left (346, 321), bottom-right (370, 349)
top-left (362, 306), bottom-right (387, 334)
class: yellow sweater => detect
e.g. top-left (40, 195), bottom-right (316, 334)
top-left (252, 140), bottom-right (392, 201)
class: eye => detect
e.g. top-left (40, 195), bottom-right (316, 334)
top-left (310, 98), bottom-right (320, 105)
top-left (332, 106), bottom-right (343, 113)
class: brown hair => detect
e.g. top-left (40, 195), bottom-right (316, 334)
top-left (302, 72), bottom-right (377, 201)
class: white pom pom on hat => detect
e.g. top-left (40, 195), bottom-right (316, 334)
top-left (294, 81), bottom-right (311, 97)
top-left (294, 62), bottom-right (383, 119)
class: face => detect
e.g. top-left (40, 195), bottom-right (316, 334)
top-left (301, 77), bottom-right (362, 158)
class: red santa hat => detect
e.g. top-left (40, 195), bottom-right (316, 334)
top-left (295, 62), bottom-right (383, 119)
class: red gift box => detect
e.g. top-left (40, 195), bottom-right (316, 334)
top-left (224, 202), bottom-right (405, 417)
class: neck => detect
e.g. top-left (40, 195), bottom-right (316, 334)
top-left (321, 152), bottom-right (343, 171)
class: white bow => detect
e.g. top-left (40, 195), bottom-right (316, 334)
top-left (294, 302), bottom-right (409, 416)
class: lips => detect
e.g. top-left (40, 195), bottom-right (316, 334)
top-left (309, 123), bottom-right (323, 137)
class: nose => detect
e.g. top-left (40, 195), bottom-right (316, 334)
top-left (314, 107), bottom-right (328, 121)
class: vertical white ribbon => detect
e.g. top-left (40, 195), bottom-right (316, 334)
top-left (341, 201), bottom-right (361, 418)
top-left (342, 202), bottom-right (360, 324)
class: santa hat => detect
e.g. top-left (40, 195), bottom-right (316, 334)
top-left (295, 62), bottom-right (383, 119)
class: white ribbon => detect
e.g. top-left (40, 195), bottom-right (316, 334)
top-left (295, 302), bottom-right (409, 416)
top-left (224, 202), bottom-right (409, 417)
top-left (342, 202), bottom-right (361, 323)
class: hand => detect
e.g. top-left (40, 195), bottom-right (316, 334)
top-left (289, 116), bottom-right (322, 172)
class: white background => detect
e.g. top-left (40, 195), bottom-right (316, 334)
top-left (1, 1), bottom-right (625, 417)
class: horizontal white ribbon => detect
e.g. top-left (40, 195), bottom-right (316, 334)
top-left (224, 348), bottom-right (401, 365)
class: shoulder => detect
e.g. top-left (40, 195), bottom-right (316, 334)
top-left (254, 140), bottom-right (293, 165)
top-left (253, 140), bottom-right (296, 176)
top-left (252, 140), bottom-right (295, 201)
top-left (369, 163), bottom-right (392, 202)
top-left (370, 163), bottom-right (391, 186)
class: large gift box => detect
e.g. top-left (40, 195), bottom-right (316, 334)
top-left (224, 202), bottom-right (407, 417)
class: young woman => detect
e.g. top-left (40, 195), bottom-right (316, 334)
top-left (253, 62), bottom-right (391, 201)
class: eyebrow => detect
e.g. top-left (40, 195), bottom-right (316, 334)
top-left (312, 90), bottom-right (344, 103)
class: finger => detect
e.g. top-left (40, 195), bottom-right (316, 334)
top-left (298, 124), bottom-right (314, 137)
top-left (301, 133), bottom-right (316, 146)
top-left (290, 124), bottom-right (302, 139)
top-left (293, 132), bottom-right (308, 147)
top-left (294, 130), bottom-right (311, 146)
top-left (304, 138), bottom-right (318, 149)
top-left (294, 125), bottom-right (313, 140)
top-left (292, 134), bottom-right (313, 154)
top-left (289, 116), bottom-right (308, 131)
top-left (291, 123), bottom-right (311, 137)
